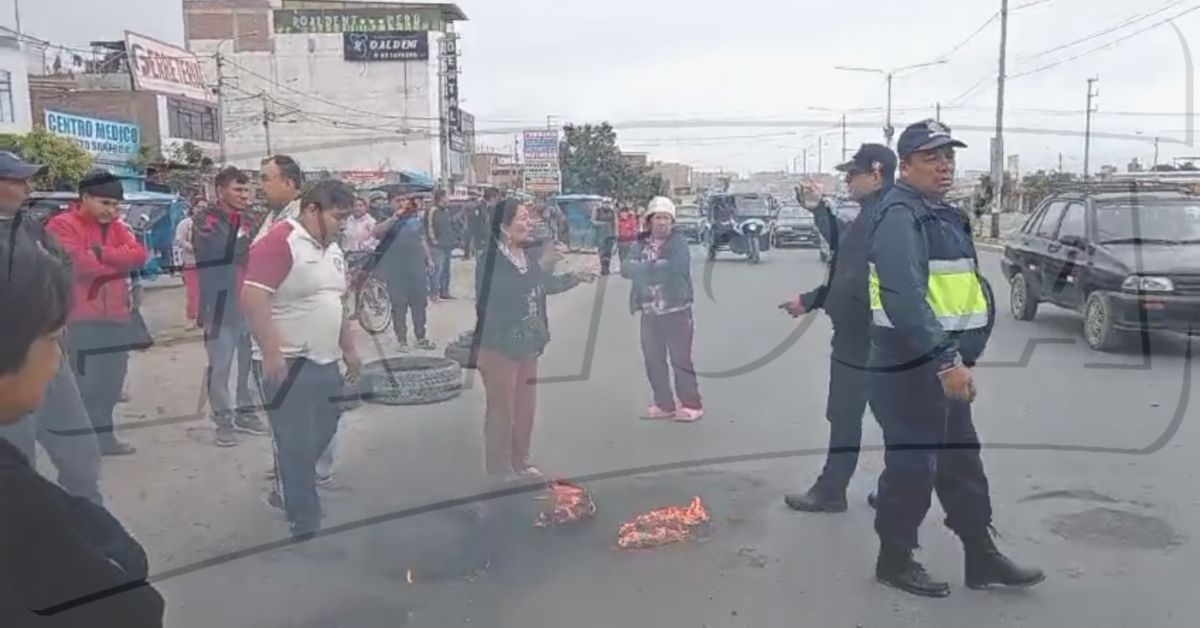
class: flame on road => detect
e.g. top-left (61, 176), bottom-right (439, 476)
top-left (617, 497), bottom-right (711, 549)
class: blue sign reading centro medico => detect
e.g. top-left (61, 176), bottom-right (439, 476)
top-left (44, 110), bottom-right (141, 160)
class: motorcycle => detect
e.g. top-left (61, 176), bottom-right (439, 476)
top-left (705, 216), bottom-right (771, 263)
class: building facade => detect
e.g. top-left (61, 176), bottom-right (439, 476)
top-left (0, 29), bottom-right (33, 134)
top-left (184, 0), bottom-right (469, 180)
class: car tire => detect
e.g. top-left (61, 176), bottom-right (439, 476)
top-left (1009, 273), bottom-right (1039, 321)
top-left (358, 357), bottom-right (463, 405)
top-left (1083, 291), bottom-right (1126, 352)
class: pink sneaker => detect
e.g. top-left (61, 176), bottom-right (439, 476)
top-left (675, 407), bottom-right (704, 422)
top-left (641, 405), bottom-right (676, 420)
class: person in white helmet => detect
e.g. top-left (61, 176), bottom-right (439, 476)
top-left (622, 196), bottom-right (703, 422)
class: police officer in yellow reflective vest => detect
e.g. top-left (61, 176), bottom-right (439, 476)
top-left (866, 120), bottom-right (1044, 598)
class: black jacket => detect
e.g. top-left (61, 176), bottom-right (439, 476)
top-left (621, 231), bottom-right (694, 314)
top-left (0, 439), bottom-right (164, 627)
top-left (192, 205), bottom-right (252, 328)
top-left (474, 242), bottom-right (550, 360)
top-left (799, 189), bottom-right (887, 337)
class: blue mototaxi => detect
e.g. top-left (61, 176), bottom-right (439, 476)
top-left (552, 194), bottom-right (612, 252)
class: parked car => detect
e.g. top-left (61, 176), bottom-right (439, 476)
top-left (674, 203), bottom-right (702, 243)
top-left (771, 205), bottom-right (819, 248)
top-left (1000, 182), bottom-right (1200, 351)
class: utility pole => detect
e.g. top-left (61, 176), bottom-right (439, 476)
top-left (936, 102), bottom-right (942, 122)
top-left (260, 93), bottom-right (273, 155)
top-left (1084, 76), bottom-right (1099, 180)
top-left (1058, 152), bottom-right (1064, 173)
top-left (884, 73), bottom-right (895, 147)
top-left (1153, 136), bottom-right (1160, 169)
top-left (13, 0), bottom-right (21, 34)
top-left (216, 53), bottom-right (227, 164)
top-left (841, 115), bottom-right (848, 162)
top-left (817, 135), bottom-right (823, 172)
top-left (990, 0), bottom-right (1009, 239)
top-left (802, 149), bottom-right (808, 174)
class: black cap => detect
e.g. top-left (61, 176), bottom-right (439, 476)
top-left (0, 151), bottom-right (46, 180)
top-left (835, 143), bottom-right (897, 178)
top-left (78, 169), bottom-right (124, 201)
top-left (897, 119), bottom-right (967, 158)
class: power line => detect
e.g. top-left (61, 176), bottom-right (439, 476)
top-left (1016, 0), bottom-right (1185, 63)
top-left (1011, 3), bottom-right (1200, 79)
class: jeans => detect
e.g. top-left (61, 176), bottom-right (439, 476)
top-left (256, 358), bottom-right (344, 536)
top-left (66, 321), bottom-right (131, 448)
top-left (0, 353), bottom-right (103, 504)
top-left (477, 349), bottom-right (538, 475)
top-left (869, 363), bottom-right (993, 551)
top-left (639, 309), bottom-right (702, 411)
top-left (430, 247), bottom-right (453, 297)
top-left (812, 332), bottom-right (870, 495)
top-left (597, 233), bottom-right (616, 275)
top-left (388, 271), bottom-right (428, 342)
top-left (203, 320), bottom-right (255, 428)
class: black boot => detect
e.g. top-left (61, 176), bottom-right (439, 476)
top-left (784, 483), bottom-right (847, 513)
top-left (962, 534), bottom-right (1046, 590)
top-left (876, 547), bottom-right (951, 598)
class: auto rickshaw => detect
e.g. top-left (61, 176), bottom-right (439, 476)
top-left (700, 192), bottom-right (776, 263)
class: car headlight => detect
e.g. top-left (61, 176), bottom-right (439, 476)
top-left (1122, 276), bottom-right (1175, 292)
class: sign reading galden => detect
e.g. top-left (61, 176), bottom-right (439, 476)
top-left (343, 31), bottom-right (429, 62)
top-left (124, 31), bottom-right (213, 103)
top-left (276, 8), bottom-right (442, 34)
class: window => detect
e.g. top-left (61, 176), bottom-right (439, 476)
top-left (1057, 203), bottom-right (1087, 241)
top-left (167, 98), bottom-right (219, 143)
top-left (1023, 204), bottom-right (1049, 234)
top-left (0, 70), bottom-right (14, 124)
top-left (1036, 201), bottom-right (1068, 238)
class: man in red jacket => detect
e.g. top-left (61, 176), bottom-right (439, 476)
top-left (47, 171), bottom-right (148, 456)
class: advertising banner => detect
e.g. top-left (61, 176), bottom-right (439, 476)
top-left (343, 31), bottom-right (429, 62)
top-left (125, 31), bottom-right (213, 103)
top-left (44, 110), bottom-right (141, 162)
top-left (275, 8), bottom-right (443, 34)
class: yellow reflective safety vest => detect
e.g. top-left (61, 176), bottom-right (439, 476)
top-left (869, 258), bottom-right (989, 331)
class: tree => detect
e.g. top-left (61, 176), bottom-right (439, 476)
top-left (1021, 169), bottom-right (1080, 210)
top-left (559, 123), bottom-right (666, 205)
top-left (0, 128), bottom-right (93, 190)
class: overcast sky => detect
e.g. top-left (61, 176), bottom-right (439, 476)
top-left (11, 0), bottom-right (1200, 175)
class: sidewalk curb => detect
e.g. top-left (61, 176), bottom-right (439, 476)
top-left (977, 242), bottom-right (1004, 253)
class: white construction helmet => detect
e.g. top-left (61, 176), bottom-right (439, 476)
top-left (645, 196), bottom-right (676, 220)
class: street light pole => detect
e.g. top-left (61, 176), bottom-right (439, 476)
top-left (817, 135), bottom-right (824, 172)
top-left (216, 53), bottom-right (227, 164)
top-left (261, 93), bottom-right (273, 156)
top-left (835, 60), bottom-right (947, 148)
top-left (1084, 77), bottom-right (1099, 179)
top-left (841, 114), bottom-right (848, 161)
top-left (990, 0), bottom-right (1009, 239)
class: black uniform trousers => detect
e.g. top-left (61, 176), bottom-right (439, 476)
top-left (869, 362), bottom-right (993, 551)
top-left (812, 331), bottom-right (870, 495)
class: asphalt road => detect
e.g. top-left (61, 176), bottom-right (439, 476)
top-left (148, 246), bottom-right (1199, 628)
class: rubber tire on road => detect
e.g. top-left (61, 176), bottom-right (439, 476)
top-left (1009, 273), bottom-right (1039, 321)
top-left (358, 357), bottom-right (463, 406)
top-left (1083, 291), bottom-right (1126, 352)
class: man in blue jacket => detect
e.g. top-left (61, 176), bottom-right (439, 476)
top-left (780, 144), bottom-right (894, 513)
top-left (867, 120), bottom-right (1043, 597)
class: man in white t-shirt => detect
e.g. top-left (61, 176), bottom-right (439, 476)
top-left (242, 179), bottom-right (361, 540)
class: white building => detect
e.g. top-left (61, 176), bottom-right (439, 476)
top-left (184, 0), bottom-right (468, 179)
top-left (0, 28), bottom-right (33, 134)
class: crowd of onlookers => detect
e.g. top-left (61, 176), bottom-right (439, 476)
top-left (1, 141), bottom-right (707, 625)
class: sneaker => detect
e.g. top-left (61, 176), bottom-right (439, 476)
top-left (264, 467), bottom-right (277, 481)
top-left (99, 440), bottom-right (137, 457)
top-left (265, 490), bottom-right (285, 512)
top-left (415, 338), bottom-right (437, 351)
top-left (215, 426), bottom-right (238, 448)
top-left (641, 405), bottom-right (676, 420)
top-left (784, 486), bottom-right (848, 513)
top-left (234, 414), bottom-right (271, 436)
top-left (675, 407), bottom-right (705, 422)
top-left (396, 341), bottom-right (411, 354)
top-left (317, 473), bottom-right (335, 488)
top-left (439, 294), bottom-right (456, 301)
top-left (513, 466), bottom-right (544, 481)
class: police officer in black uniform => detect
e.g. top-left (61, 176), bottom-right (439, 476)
top-left (866, 120), bottom-right (1044, 598)
top-left (781, 144), bottom-right (895, 513)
